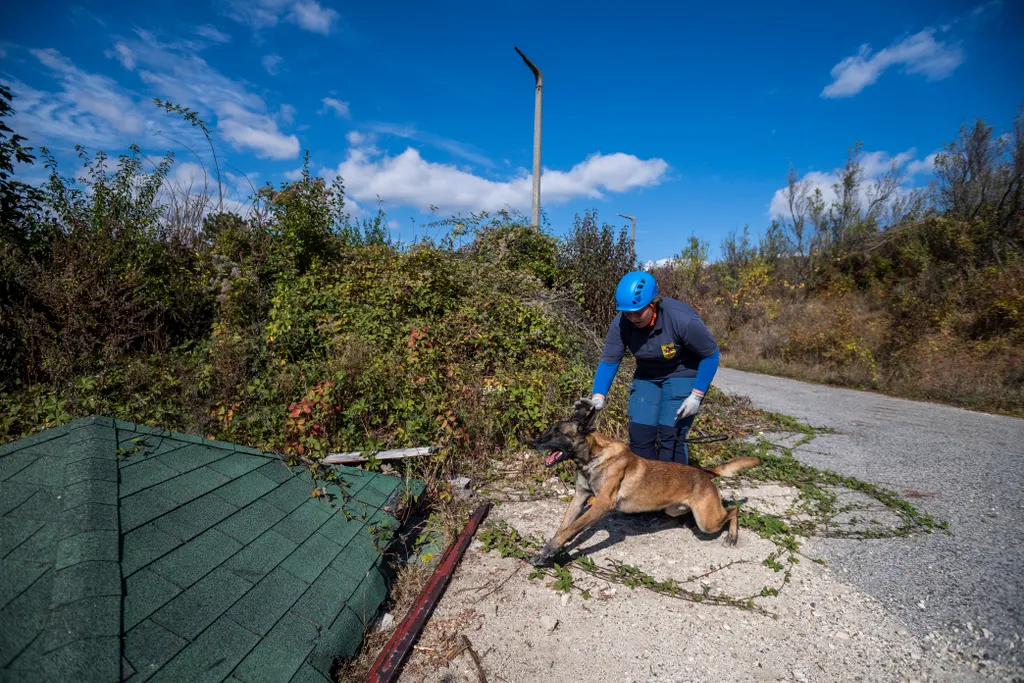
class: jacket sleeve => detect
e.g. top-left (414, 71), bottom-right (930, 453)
top-left (681, 314), bottom-right (720, 394)
top-left (592, 315), bottom-right (626, 395)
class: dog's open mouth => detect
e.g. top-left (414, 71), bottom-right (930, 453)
top-left (543, 450), bottom-right (564, 467)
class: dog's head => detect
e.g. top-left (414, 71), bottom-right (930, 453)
top-left (530, 402), bottom-right (599, 468)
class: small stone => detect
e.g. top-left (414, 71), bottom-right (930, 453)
top-left (982, 629), bottom-right (993, 639)
top-left (917, 601), bottom-right (926, 610)
top-left (835, 631), bottom-right (850, 640)
top-left (723, 624), bottom-right (731, 631)
top-left (897, 629), bottom-right (908, 636)
top-left (376, 612), bottom-right (395, 631)
top-left (911, 653), bottom-right (921, 661)
top-left (539, 616), bottom-right (558, 632)
top-left (793, 670), bottom-right (807, 681)
top-left (561, 593), bottom-right (571, 607)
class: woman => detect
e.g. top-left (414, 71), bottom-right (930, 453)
top-left (577, 270), bottom-right (720, 464)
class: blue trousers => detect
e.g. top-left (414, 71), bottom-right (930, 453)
top-left (627, 376), bottom-right (697, 464)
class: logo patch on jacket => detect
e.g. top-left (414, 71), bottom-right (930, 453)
top-left (661, 343), bottom-right (677, 359)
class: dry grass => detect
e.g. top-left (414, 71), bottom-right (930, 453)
top-left (720, 290), bottom-right (1024, 418)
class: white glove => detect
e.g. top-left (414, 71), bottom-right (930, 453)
top-left (574, 394), bottom-right (605, 412)
top-left (675, 390), bottom-right (704, 420)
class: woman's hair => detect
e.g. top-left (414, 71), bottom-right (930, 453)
top-left (651, 294), bottom-right (664, 308)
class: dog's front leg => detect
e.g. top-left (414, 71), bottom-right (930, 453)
top-left (530, 498), bottom-right (614, 567)
top-left (555, 476), bottom-right (592, 532)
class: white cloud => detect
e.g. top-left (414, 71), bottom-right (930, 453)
top-left (972, 0), bottom-right (1002, 18)
top-left (346, 130), bottom-right (371, 146)
top-left (368, 122), bottom-right (493, 167)
top-left (23, 48), bottom-right (146, 139)
top-left (327, 139), bottom-right (669, 214)
top-left (104, 43), bottom-right (136, 70)
top-left (262, 53), bottom-right (283, 75)
top-left (320, 97), bottom-right (350, 118)
top-left (195, 25), bottom-right (232, 43)
top-left (822, 28), bottom-right (965, 98)
top-left (224, 0), bottom-right (339, 35)
top-left (220, 118), bottom-right (298, 159)
top-left (287, 1), bottom-right (338, 34)
top-left (768, 148), bottom-right (932, 218)
top-left (278, 103), bottom-right (296, 124)
top-left (907, 152), bottom-right (938, 176)
top-left (121, 30), bottom-right (300, 160)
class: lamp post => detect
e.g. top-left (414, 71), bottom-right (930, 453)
top-left (618, 213), bottom-right (636, 248)
top-left (515, 46), bottom-right (543, 228)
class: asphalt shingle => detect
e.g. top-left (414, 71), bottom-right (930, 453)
top-left (153, 492), bottom-right (238, 542)
top-left (226, 566), bottom-right (309, 637)
top-left (215, 499), bottom-right (287, 544)
top-left (279, 532), bottom-right (343, 584)
top-left (121, 523), bottom-right (183, 577)
top-left (151, 568), bottom-right (252, 641)
top-left (123, 619), bottom-right (188, 683)
top-left (0, 416), bottom-right (423, 682)
top-left (123, 569), bottom-right (182, 631)
top-left (148, 528), bottom-right (242, 589)
top-left (147, 616), bottom-right (259, 683)
top-left (272, 498), bottom-right (334, 545)
top-left (211, 469), bottom-right (278, 508)
top-left (222, 530), bottom-right (297, 584)
top-left (231, 610), bottom-right (320, 683)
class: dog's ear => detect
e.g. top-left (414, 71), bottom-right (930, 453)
top-left (571, 402), bottom-right (598, 434)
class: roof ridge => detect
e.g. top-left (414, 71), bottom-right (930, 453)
top-left (40, 421), bottom-right (124, 681)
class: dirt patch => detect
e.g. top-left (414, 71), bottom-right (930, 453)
top-left (395, 495), bottom-right (987, 683)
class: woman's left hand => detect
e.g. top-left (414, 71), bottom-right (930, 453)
top-left (676, 389), bottom-right (704, 420)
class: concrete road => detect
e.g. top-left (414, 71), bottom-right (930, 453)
top-left (713, 367), bottom-right (1024, 672)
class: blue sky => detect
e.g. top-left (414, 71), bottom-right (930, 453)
top-left (1, 0), bottom-right (1021, 262)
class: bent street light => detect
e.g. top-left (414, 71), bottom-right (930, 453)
top-left (618, 213), bottom-right (636, 248)
top-left (515, 46), bottom-right (543, 229)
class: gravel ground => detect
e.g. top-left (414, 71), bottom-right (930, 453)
top-left (383, 370), bottom-right (1023, 683)
top-left (394, 499), bottom-right (987, 683)
top-left (712, 368), bottom-right (1024, 675)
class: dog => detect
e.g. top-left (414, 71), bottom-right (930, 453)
top-left (527, 402), bottom-right (760, 567)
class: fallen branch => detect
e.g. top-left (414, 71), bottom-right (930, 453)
top-left (325, 446), bottom-right (438, 465)
top-left (461, 635), bottom-right (488, 683)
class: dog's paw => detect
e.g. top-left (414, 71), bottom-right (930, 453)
top-left (529, 546), bottom-right (556, 567)
top-left (723, 534), bottom-right (738, 547)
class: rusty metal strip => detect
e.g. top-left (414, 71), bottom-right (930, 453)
top-left (363, 501), bottom-right (492, 683)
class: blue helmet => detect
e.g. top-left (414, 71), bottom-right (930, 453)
top-left (615, 271), bottom-right (658, 312)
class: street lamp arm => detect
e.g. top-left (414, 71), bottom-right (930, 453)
top-left (515, 46), bottom-right (543, 86)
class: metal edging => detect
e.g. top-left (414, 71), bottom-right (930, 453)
top-left (363, 500), bottom-right (492, 683)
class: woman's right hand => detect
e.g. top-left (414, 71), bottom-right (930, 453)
top-left (574, 394), bottom-right (605, 412)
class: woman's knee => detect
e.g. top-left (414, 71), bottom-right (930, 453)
top-left (628, 422), bottom-right (659, 460)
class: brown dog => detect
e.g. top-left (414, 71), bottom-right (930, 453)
top-left (528, 403), bottom-right (760, 567)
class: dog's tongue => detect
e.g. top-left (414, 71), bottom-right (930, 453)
top-left (545, 451), bottom-right (562, 466)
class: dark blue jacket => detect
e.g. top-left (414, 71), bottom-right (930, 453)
top-left (592, 297), bottom-right (719, 395)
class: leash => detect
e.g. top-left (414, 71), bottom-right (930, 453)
top-left (672, 425), bottom-right (729, 464)
top-left (679, 433), bottom-right (729, 444)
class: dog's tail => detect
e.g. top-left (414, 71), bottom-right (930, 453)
top-left (705, 456), bottom-right (761, 478)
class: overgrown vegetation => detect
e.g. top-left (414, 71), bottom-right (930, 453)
top-left (650, 110), bottom-right (1024, 415)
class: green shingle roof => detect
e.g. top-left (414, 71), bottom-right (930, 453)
top-left (0, 416), bottom-right (424, 682)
